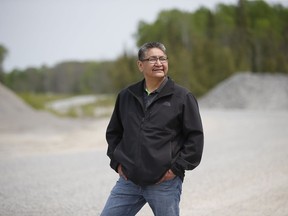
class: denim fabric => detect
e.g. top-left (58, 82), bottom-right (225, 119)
top-left (100, 176), bottom-right (182, 216)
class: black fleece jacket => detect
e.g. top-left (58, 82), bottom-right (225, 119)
top-left (106, 77), bottom-right (204, 186)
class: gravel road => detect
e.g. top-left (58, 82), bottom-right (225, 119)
top-left (0, 150), bottom-right (112, 216)
top-left (1, 110), bottom-right (288, 216)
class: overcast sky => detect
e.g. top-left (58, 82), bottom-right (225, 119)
top-left (0, 0), bottom-right (287, 71)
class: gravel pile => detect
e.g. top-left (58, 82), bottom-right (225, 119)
top-left (199, 72), bottom-right (288, 110)
top-left (0, 82), bottom-right (34, 116)
top-left (0, 83), bottom-right (77, 132)
top-left (0, 83), bottom-right (108, 155)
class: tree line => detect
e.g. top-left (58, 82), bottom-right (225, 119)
top-left (1, 0), bottom-right (287, 97)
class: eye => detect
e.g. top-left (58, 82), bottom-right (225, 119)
top-left (149, 58), bottom-right (158, 61)
top-left (159, 57), bottom-right (168, 61)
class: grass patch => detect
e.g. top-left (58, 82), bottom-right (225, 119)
top-left (17, 92), bottom-right (71, 110)
top-left (17, 92), bottom-right (115, 118)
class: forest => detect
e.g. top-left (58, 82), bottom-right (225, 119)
top-left (1, 0), bottom-right (288, 97)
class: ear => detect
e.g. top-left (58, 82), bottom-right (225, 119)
top-left (137, 60), bottom-right (144, 72)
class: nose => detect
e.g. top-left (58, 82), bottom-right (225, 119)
top-left (155, 58), bottom-right (162, 65)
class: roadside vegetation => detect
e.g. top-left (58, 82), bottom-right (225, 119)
top-left (17, 92), bottom-right (115, 118)
top-left (17, 92), bottom-right (71, 110)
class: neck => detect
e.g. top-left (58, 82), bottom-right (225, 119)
top-left (145, 76), bottom-right (166, 93)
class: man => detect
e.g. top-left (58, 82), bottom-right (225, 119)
top-left (100, 42), bottom-right (204, 216)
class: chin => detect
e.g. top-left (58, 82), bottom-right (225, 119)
top-left (154, 71), bottom-right (166, 76)
top-left (154, 74), bottom-right (165, 78)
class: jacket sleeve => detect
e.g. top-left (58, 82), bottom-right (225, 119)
top-left (106, 94), bottom-right (123, 172)
top-left (171, 93), bottom-right (204, 176)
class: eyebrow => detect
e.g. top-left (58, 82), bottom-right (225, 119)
top-left (146, 55), bottom-right (167, 58)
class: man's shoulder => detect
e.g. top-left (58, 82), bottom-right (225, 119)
top-left (171, 82), bottom-right (199, 104)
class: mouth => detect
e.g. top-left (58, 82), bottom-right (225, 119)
top-left (152, 68), bottom-right (164, 72)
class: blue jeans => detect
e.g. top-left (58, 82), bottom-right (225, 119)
top-left (100, 176), bottom-right (182, 216)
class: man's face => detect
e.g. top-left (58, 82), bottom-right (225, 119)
top-left (137, 48), bottom-right (168, 80)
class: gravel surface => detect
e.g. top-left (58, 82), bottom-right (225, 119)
top-left (1, 73), bottom-right (288, 215)
top-left (1, 110), bottom-right (288, 216)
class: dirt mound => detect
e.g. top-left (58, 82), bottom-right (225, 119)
top-left (199, 73), bottom-right (288, 110)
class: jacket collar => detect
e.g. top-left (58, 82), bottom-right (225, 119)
top-left (128, 76), bottom-right (175, 99)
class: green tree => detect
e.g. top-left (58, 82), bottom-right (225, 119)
top-left (108, 52), bottom-right (141, 93)
top-left (0, 44), bottom-right (8, 82)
